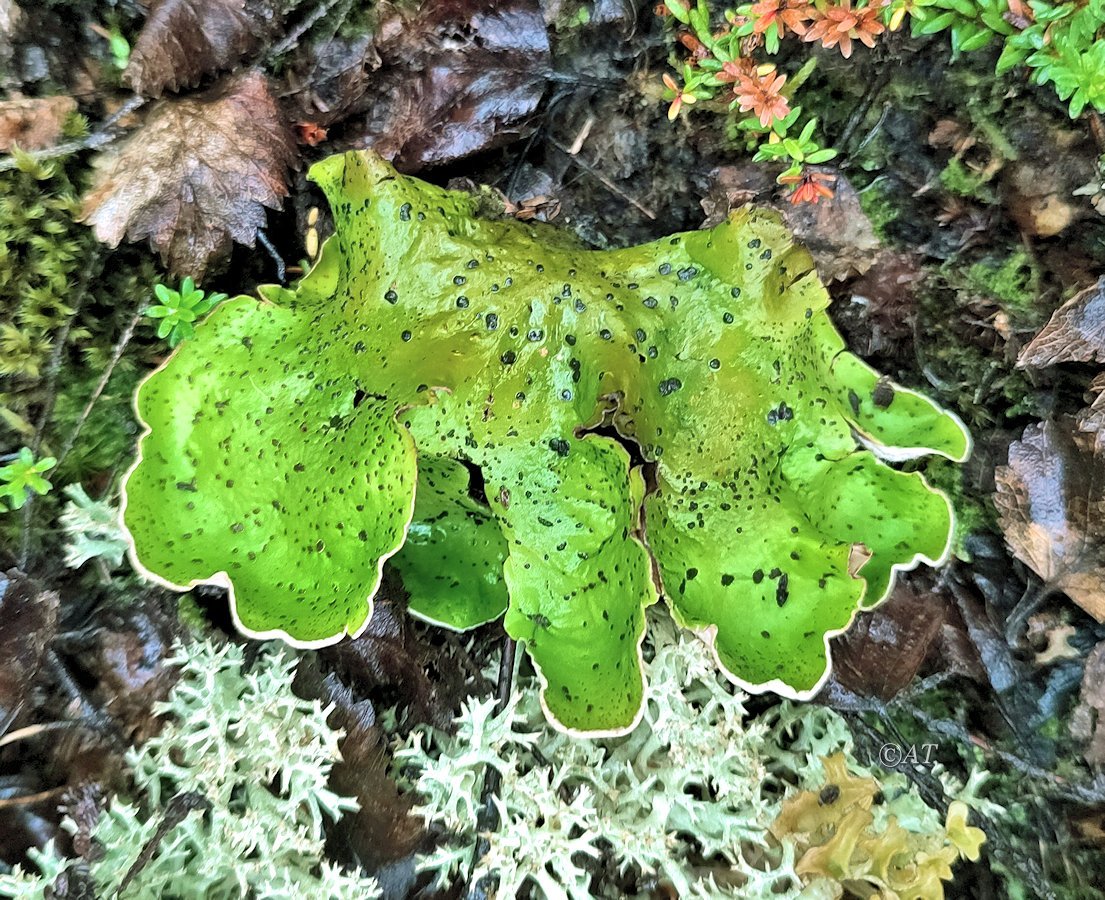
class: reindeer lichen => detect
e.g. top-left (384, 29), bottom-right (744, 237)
top-left (122, 150), bottom-right (970, 735)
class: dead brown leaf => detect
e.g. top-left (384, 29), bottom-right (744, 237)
top-left (291, 652), bottom-right (424, 875)
top-left (321, 678), bottom-right (423, 872)
top-left (290, 0), bottom-right (551, 170)
top-left (827, 579), bottom-right (981, 700)
top-left (321, 592), bottom-right (470, 730)
top-left (1070, 640), bottom-right (1105, 770)
top-left (87, 606), bottom-right (179, 744)
top-left (81, 69), bottom-right (295, 278)
top-left (994, 419), bottom-right (1105, 622)
top-left (0, 96), bottom-right (75, 151)
top-left (1079, 373), bottom-right (1105, 452)
top-left (125, 0), bottom-right (280, 97)
top-left (1018, 277), bottom-right (1105, 368)
top-left (0, 569), bottom-right (59, 727)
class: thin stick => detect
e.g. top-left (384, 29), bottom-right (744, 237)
top-left (267, 0), bottom-right (348, 60)
top-left (836, 71), bottom-right (891, 155)
top-left (0, 786), bottom-right (68, 810)
top-left (19, 296), bottom-right (85, 569)
top-left (0, 719), bottom-right (91, 749)
top-left (255, 229), bottom-right (287, 284)
top-left (549, 139), bottom-right (657, 220)
top-left (54, 302), bottom-right (144, 472)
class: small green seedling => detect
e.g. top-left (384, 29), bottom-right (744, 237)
top-left (0, 448), bottom-right (56, 511)
top-left (123, 151), bottom-right (970, 735)
top-left (146, 278), bottom-right (227, 347)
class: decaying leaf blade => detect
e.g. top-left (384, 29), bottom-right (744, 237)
top-left (1018, 277), bottom-right (1105, 368)
top-left (994, 419), bottom-right (1105, 622)
top-left (124, 0), bottom-right (279, 97)
top-left (81, 70), bottom-right (295, 278)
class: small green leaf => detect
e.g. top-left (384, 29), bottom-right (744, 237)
top-left (805, 148), bottom-right (838, 164)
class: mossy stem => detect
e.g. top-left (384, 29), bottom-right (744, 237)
top-left (19, 299), bottom-right (84, 569)
top-left (464, 633), bottom-right (518, 900)
top-left (54, 303), bottom-right (144, 473)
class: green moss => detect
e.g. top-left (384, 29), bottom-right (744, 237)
top-left (914, 456), bottom-right (993, 560)
top-left (0, 153), bottom-right (90, 384)
top-left (940, 157), bottom-right (995, 201)
top-left (964, 249), bottom-right (1039, 312)
top-left (0, 149), bottom-right (159, 484)
top-left (857, 178), bottom-right (902, 242)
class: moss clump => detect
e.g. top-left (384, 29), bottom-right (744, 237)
top-left (0, 153), bottom-right (90, 384)
top-left (964, 249), bottom-right (1039, 313)
top-left (940, 157), bottom-right (996, 201)
top-left (914, 456), bottom-right (993, 561)
top-left (857, 178), bottom-right (903, 242)
top-left (0, 147), bottom-right (158, 497)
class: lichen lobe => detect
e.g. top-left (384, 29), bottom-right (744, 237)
top-left (123, 150), bottom-right (970, 734)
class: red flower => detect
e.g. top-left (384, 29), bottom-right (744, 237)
top-left (716, 58), bottom-right (758, 84)
top-left (295, 122), bottom-right (329, 146)
top-left (749, 0), bottom-right (814, 38)
top-left (804, 0), bottom-right (886, 58)
top-left (779, 170), bottom-right (837, 204)
top-left (735, 69), bottom-right (790, 128)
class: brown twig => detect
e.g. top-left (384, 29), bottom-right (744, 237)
top-left (18, 296), bottom-right (85, 569)
top-left (54, 301), bottom-right (144, 473)
top-left (267, 0), bottom-right (350, 61)
top-left (549, 139), bottom-right (657, 220)
top-left (18, 245), bottom-right (107, 568)
top-left (0, 786), bottom-right (68, 810)
top-left (837, 71), bottom-right (892, 159)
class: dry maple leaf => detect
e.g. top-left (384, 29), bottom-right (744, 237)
top-left (125, 0), bottom-right (280, 97)
top-left (1018, 276), bottom-right (1105, 368)
top-left (994, 419), bottom-right (1105, 622)
top-left (81, 70), bottom-right (295, 279)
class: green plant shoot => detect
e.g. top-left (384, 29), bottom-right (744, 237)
top-left (146, 277), bottom-right (227, 347)
top-left (0, 448), bottom-right (57, 511)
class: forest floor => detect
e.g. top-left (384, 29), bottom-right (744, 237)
top-left (2, 0), bottom-right (1105, 898)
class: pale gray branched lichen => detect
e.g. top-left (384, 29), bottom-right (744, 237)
top-left (59, 483), bottom-right (129, 569)
top-left (0, 640), bottom-right (379, 900)
top-left (393, 609), bottom-right (976, 898)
